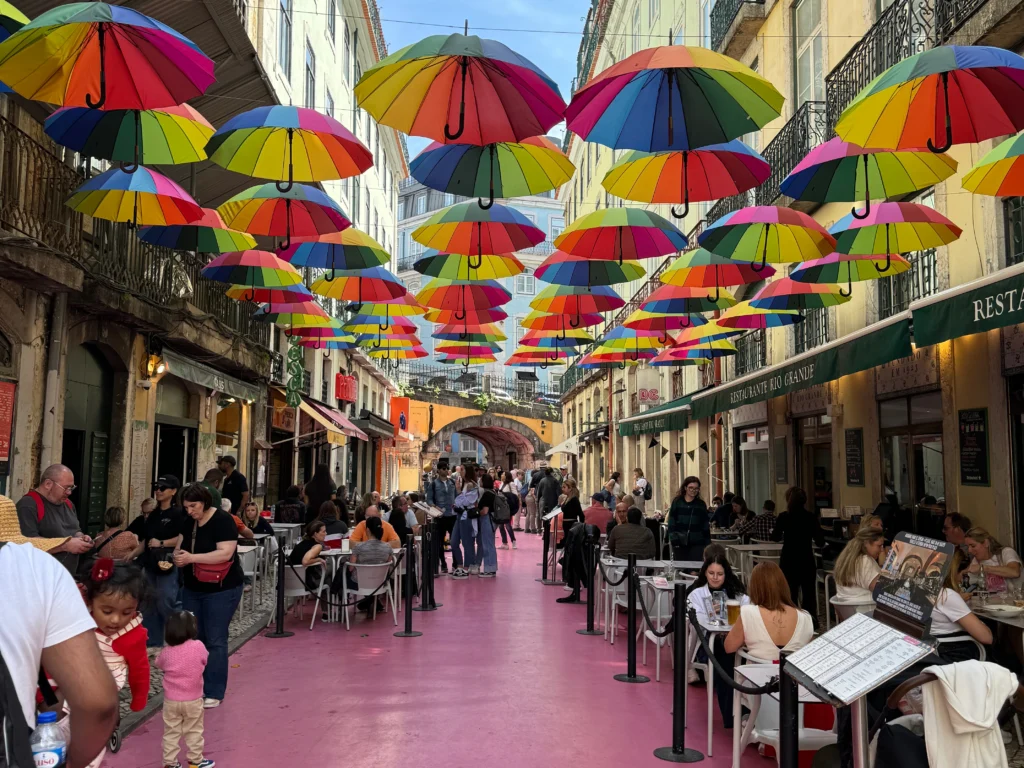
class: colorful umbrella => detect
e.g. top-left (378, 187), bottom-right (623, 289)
top-left (284, 322), bottom-right (350, 339)
top-left (438, 354), bottom-right (498, 366)
top-left (200, 251), bottom-right (302, 295)
top-left (554, 208), bottom-right (688, 264)
top-left (224, 285), bottom-right (313, 305)
top-left (254, 301), bottom-right (332, 328)
top-left (651, 340), bottom-right (736, 364)
top-left (602, 141), bottom-right (771, 218)
top-left (45, 104), bottom-right (214, 170)
top-left (436, 341), bottom-right (501, 355)
top-left (597, 326), bottom-right (670, 355)
top-left (218, 183), bottom-right (350, 250)
top-left (520, 333), bottom-right (593, 349)
top-left (416, 279), bottom-right (512, 316)
top-left (749, 279), bottom-right (851, 311)
top-left (280, 229), bottom-right (390, 276)
top-left (354, 31), bottom-right (566, 144)
top-left (412, 201), bottom-right (544, 266)
top-left (698, 206), bottom-right (835, 272)
top-left (413, 250), bottom-right (524, 280)
top-left (962, 132), bottom-right (1024, 196)
top-left (0, 2), bottom-right (26, 93)
top-left (780, 137), bottom-right (957, 218)
top-left (790, 252), bottom-right (912, 296)
top-left (411, 136), bottom-right (574, 208)
top-left (587, 348), bottom-right (658, 365)
top-left (829, 202), bottom-right (962, 272)
top-left (535, 251), bottom-right (645, 287)
top-left (520, 309), bottom-right (604, 332)
top-left (507, 355), bottom-right (567, 368)
top-left (137, 207), bottom-right (256, 253)
top-left (649, 353), bottom-right (712, 367)
top-left (717, 302), bottom-right (804, 329)
top-left (529, 284), bottom-right (624, 319)
top-left (349, 294), bottom-right (427, 318)
top-left (0, 2), bottom-right (214, 109)
top-left (424, 306), bottom-right (507, 324)
top-left (641, 284), bottom-right (737, 314)
top-left (343, 315), bottom-right (419, 334)
top-left (660, 248), bottom-right (774, 302)
top-left (577, 353), bottom-right (642, 369)
top-left (369, 347), bottom-right (429, 361)
top-left (670, 322), bottom-right (743, 348)
top-left (309, 266), bottom-right (407, 304)
top-left (296, 337), bottom-right (357, 351)
top-left (622, 308), bottom-right (708, 342)
top-left (433, 322), bottom-right (508, 342)
top-left (508, 346), bottom-right (573, 364)
top-left (566, 45), bottom-right (784, 152)
top-left (835, 45), bottom-right (1024, 153)
top-left (360, 336), bottom-right (421, 350)
top-left (207, 105), bottom-right (372, 191)
top-left (67, 165), bottom-right (201, 227)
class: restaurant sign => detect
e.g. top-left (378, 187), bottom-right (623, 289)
top-left (913, 267), bottom-right (1024, 347)
top-left (618, 407), bottom-right (687, 436)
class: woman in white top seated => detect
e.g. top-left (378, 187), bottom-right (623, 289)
top-left (833, 528), bottom-right (885, 603)
top-left (725, 561), bottom-right (815, 661)
top-left (932, 549), bottom-right (992, 662)
top-left (964, 526), bottom-right (1023, 593)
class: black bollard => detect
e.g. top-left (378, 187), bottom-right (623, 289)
top-left (265, 533), bottom-right (294, 639)
top-left (778, 651), bottom-right (799, 768)
top-left (577, 535), bottom-right (602, 636)
top-left (538, 516), bottom-right (560, 585)
top-left (614, 554), bottom-right (650, 683)
top-left (654, 583), bottom-right (703, 762)
top-left (415, 519), bottom-right (441, 611)
top-left (394, 534), bottom-right (422, 638)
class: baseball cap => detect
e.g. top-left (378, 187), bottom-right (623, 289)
top-left (154, 475), bottom-right (181, 490)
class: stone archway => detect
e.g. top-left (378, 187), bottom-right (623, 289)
top-left (422, 413), bottom-right (550, 470)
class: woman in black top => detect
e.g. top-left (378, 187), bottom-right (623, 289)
top-left (303, 464), bottom-right (336, 525)
top-left (172, 483), bottom-right (243, 706)
top-left (239, 501), bottom-right (275, 537)
top-left (559, 478), bottom-right (583, 545)
top-left (771, 486), bottom-right (825, 626)
top-left (668, 476), bottom-right (710, 562)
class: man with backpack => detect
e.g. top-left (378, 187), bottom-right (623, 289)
top-left (15, 465), bottom-right (92, 574)
top-left (425, 468), bottom-right (456, 574)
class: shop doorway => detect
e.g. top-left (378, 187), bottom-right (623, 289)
top-left (1007, 377), bottom-right (1024, 553)
top-left (796, 415), bottom-right (833, 509)
top-left (738, 426), bottom-right (770, 512)
top-left (879, 392), bottom-right (944, 535)
top-left (154, 375), bottom-right (198, 484)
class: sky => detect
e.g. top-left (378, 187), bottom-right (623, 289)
top-left (378, 0), bottom-right (592, 158)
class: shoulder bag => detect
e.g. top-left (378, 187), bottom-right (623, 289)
top-left (191, 520), bottom-right (234, 584)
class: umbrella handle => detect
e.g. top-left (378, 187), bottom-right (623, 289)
top-left (540, 360), bottom-right (549, 370)
top-left (852, 156), bottom-right (870, 219)
top-left (85, 24), bottom-right (107, 109)
top-left (569, 314), bottom-right (581, 329)
top-left (681, 315), bottom-right (690, 328)
top-left (874, 252), bottom-right (892, 273)
top-left (706, 271), bottom-right (721, 303)
top-left (378, 309), bottom-right (390, 331)
top-left (671, 151), bottom-right (689, 219)
top-left (323, 348), bottom-right (330, 360)
top-left (751, 223), bottom-right (769, 272)
top-left (444, 58), bottom-right (469, 141)
top-left (278, 199), bottom-right (292, 251)
top-left (616, 362), bottom-right (625, 370)
top-left (927, 72), bottom-right (953, 154)
top-left (478, 145), bottom-right (495, 210)
top-left (454, 307), bottom-right (466, 322)
top-left (659, 330), bottom-right (668, 345)
top-left (671, 202), bottom-right (689, 219)
top-left (468, 252), bottom-right (483, 270)
top-left (276, 129), bottom-right (295, 193)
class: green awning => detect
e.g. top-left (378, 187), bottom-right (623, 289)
top-left (690, 314), bottom-right (913, 420)
top-left (911, 262), bottom-right (1024, 347)
top-left (618, 394), bottom-right (690, 436)
top-left (162, 350), bottom-right (261, 402)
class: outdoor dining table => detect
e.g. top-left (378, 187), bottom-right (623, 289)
top-left (270, 522), bottom-right (302, 550)
top-left (725, 542), bottom-right (783, 583)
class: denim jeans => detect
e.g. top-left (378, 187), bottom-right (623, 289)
top-left (180, 584), bottom-right (243, 700)
top-left (143, 567), bottom-right (181, 648)
top-left (477, 514), bottom-right (497, 573)
top-left (451, 516), bottom-right (477, 568)
top-left (435, 515), bottom-right (457, 572)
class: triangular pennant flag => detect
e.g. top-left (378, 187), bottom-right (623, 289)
top-left (648, 436), bottom-right (659, 448)
top-left (700, 441), bottom-right (709, 453)
top-left (661, 447), bottom-right (669, 458)
top-left (686, 450), bottom-right (695, 461)
top-left (675, 452), bottom-right (683, 463)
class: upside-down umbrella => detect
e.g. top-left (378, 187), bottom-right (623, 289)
top-left (520, 309), bottom-right (604, 332)
top-left (67, 165), bottom-right (201, 227)
top-left (254, 301), bottom-right (332, 327)
top-left (413, 250), bottom-right (524, 280)
top-left (224, 285), bottom-right (313, 305)
top-left (660, 248), bottom-right (774, 302)
top-left (554, 208), bottom-right (688, 265)
top-left (412, 201), bottom-right (544, 267)
top-left (207, 106), bottom-right (372, 191)
top-left (309, 266), bottom-right (407, 304)
top-left (698, 206), bottom-right (835, 272)
top-left (962, 132), bottom-right (1024, 196)
top-left (535, 251), bottom-right (645, 288)
top-left (790, 252), bottom-right (912, 296)
top-left (529, 284), bottom-right (624, 322)
top-left (0, 2), bottom-right (215, 109)
top-left (355, 31), bottom-right (566, 144)
top-left (829, 201), bottom-right (962, 272)
top-left (218, 183), bottom-right (350, 251)
top-left (343, 315), bottom-right (419, 335)
top-left (279, 228), bottom-right (390, 278)
top-left (433, 322), bottom-right (508, 342)
top-left (641, 284), bottom-right (736, 314)
top-left (780, 137), bottom-right (957, 219)
top-left (717, 302), bottom-right (804, 329)
top-left (416, 279), bottom-right (512, 318)
top-left (835, 45), bottom-right (1024, 153)
top-left (137, 207), bottom-right (256, 253)
top-left (749, 279), bottom-right (851, 311)
top-left (424, 306), bottom-right (507, 324)
top-left (200, 250), bottom-right (302, 297)
top-left (602, 141), bottom-right (770, 219)
top-left (411, 136), bottom-right (574, 208)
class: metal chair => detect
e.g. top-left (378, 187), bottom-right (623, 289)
top-left (265, 557), bottom-right (328, 632)
top-left (237, 546), bottom-right (259, 619)
top-left (748, 552), bottom-right (780, 585)
top-left (341, 561), bottom-right (397, 630)
top-left (817, 569), bottom-right (836, 629)
top-left (829, 596), bottom-right (876, 623)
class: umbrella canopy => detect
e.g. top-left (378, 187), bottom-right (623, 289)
top-left (67, 165), bottom-right (201, 226)
top-left (137, 207), bottom-right (256, 253)
top-left (566, 45), bottom-right (784, 152)
top-left (218, 183), bottom-right (350, 250)
top-left (284, 322), bottom-right (349, 338)
top-left (359, 336), bottom-right (421, 350)
top-left (280, 229), bottom-right (390, 274)
top-left (649, 353), bottom-right (713, 367)
top-left (254, 301), bottom-right (332, 327)
top-left (790, 252), bottom-right (912, 297)
top-left (535, 251), bottom-right (645, 287)
top-left (520, 309), bottom-right (605, 331)
top-left (652, 339), bottom-right (736, 363)
top-left (836, 45), bottom-right (1024, 153)
top-left (749, 278), bottom-right (852, 311)
top-left (412, 201), bottom-right (545, 260)
top-left (45, 103), bottom-right (213, 168)
top-left (622, 308), bottom-right (709, 336)
top-left (424, 306), bottom-right (507, 324)
top-left (529, 284), bottom-right (624, 316)
top-left (698, 206), bottom-right (836, 271)
top-left (224, 285), bottom-right (312, 304)
top-left (438, 354), bottom-right (499, 365)
top-left (369, 347), bottom-right (430, 360)
top-left (310, 266), bottom-right (407, 304)
top-left (0, 2), bottom-right (26, 38)
top-left (206, 105), bottom-right (372, 188)
top-left (597, 325), bottom-right (671, 352)
top-left (436, 341), bottom-right (502, 355)
top-left (520, 333), bottom-right (593, 349)
top-left (587, 347), bottom-right (658, 363)
top-left (508, 346), bottom-right (572, 361)
top-left (0, 2), bottom-right (214, 109)
top-left (416, 279), bottom-right (512, 313)
top-left (670, 321), bottom-right (743, 348)
top-left (433, 322), bottom-right (508, 342)
top-left (411, 136), bottom-right (574, 207)
top-left (296, 337), bottom-right (357, 350)
top-left (641, 283), bottom-right (737, 314)
top-left (343, 315), bottom-right (419, 334)
top-left (602, 141), bottom-right (771, 219)
top-left (780, 137), bottom-right (957, 218)
top-left (200, 250), bottom-right (302, 290)
top-left (554, 208), bottom-right (688, 264)
top-left (962, 132), bottom-right (1024, 196)
top-left (506, 356), bottom-right (567, 367)
top-left (577, 353), bottom-right (642, 369)
top-left (354, 32), bottom-right (566, 145)
top-left (349, 294), bottom-right (428, 318)
top-left (717, 302), bottom-right (804, 329)
top-left (413, 250), bottom-right (524, 280)
top-left (660, 248), bottom-right (774, 302)
top-left (829, 201), bottom-right (962, 273)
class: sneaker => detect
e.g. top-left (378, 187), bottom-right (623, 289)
top-left (556, 594), bottom-right (581, 603)
top-left (479, 571), bottom-right (496, 578)
top-left (512, 542), bottom-right (517, 550)
top-left (202, 698), bottom-right (221, 709)
top-left (452, 568), bottom-right (469, 579)
top-left (469, 565), bottom-right (479, 574)
top-left (164, 763), bottom-right (182, 768)
top-left (499, 544), bottom-right (509, 550)
top-left (191, 760), bottom-right (216, 768)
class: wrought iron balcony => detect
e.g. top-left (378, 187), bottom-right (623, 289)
top-left (879, 247), bottom-right (938, 318)
top-left (793, 308), bottom-right (831, 354)
top-left (707, 191), bottom-right (753, 226)
top-left (301, 370), bottom-right (312, 396)
top-left (935, 0), bottom-right (989, 41)
top-left (518, 241), bottom-right (556, 257)
top-left (756, 101), bottom-right (827, 207)
top-left (734, 330), bottom-right (767, 377)
top-left (574, 0), bottom-right (612, 92)
top-left (825, 0), bottom-right (936, 135)
top-left (270, 352), bottom-right (284, 383)
top-left (711, 0), bottom-right (766, 55)
top-left (396, 255), bottom-right (418, 272)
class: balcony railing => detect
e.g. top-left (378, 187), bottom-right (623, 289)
top-left (301, 370), bottom-right (312, 395)
top-left (706, 191), bottom-right (753, 226)
top-left (518, 241), bottom-right (556, 257)
top-left (366, 0), bottom-right (388, 59)
top-left (321, 377), bottom-right (330, 404)
top-left (935, 0), bottom-right (988, 40)
top-left (825, 0), bottom-right (935, 135)
top-left (879, 248), bottom-right (938, 318)
top-left (234, 0), bottom-right (247, 28)
top-left (270, 352), bottom-right (284, 383)
top-left (398, 362), bottom-right (561, 402)
top-left (757, 101), bottom-right (827, 206)
top-left (396, 255), bottom-right (418, 272)
top-left (711, 0), bottom-right (765, 52)
top-left (793, 308), bottom-right (831, 354)
top-left (734, 330), bottom-right (767, 377)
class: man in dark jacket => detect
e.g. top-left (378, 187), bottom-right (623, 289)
top-left (537, 468), bottom-right (561, 518)
top-left (608, 507), bottom-right (656, 559)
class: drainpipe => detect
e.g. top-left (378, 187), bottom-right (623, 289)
top-left (607, 369), bottom-right (614, 473)
top-left (40, 293), bottom-right (67, 472)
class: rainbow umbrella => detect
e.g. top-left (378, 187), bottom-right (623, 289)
top-left (218, 183), bottom-right (350, 250)
top-left (433, 322), bottom-right (508, 342)
top-left (836, 46), bottom-right (1024, 153)
top-left (622, 308), bottom-right (709, 339)
top-left (207, 106), bottom-right (371, 191)
top-left (651, 339), bottom-right (736, 364)
top-left (254, 301), bottom-right (332, 328)
top-left (660, 248), bottom-right (774, 302)
top-left (310, 266), bottom-right (407, 304)
top-left (424, 306), bottom-right (507, 324)
top-left (224, 285), bottom-right (313, 305)
top-left (0, 2), bottom-right (26, 93)
top-left (436, 341), bottom-right (502, 355)
top-left (649, 353), bottom-right (712, 367)
top-left (438, 354), bottom-right (499, 366)
top-left (554, 208), bottom-right (688, 265)
top-left (281, 229), bottom-right (390, 276)
top-left (137, 207), bottom-right (256, 253)
top-left (670, 322), bottom-right (743, 348)
top-left (350, 294), bottom-right (428, 318)
top-left (416, 279), bottom-right (512, 315)
top-left (369, 347), bottom-right (430, 361)
top-left (718, 302), bottom-right (804, 329)
top-left (414, 250), bottom-right (524, 280)
top-left (344, 315), bottom-right (419, 334)
top-left (284, 321), bottom-right (350, 339)
top-left (296, 337), bottom-right (357, 351)
top-left (412, 201), bottom-right (544, 266)
top-left (67, 165), bottom-right (201, 227)
top-left (200, 251), bottom-right (302, 295)
top-left (507, 346), bottom-right (573, 365)
top-left (641, 284), bottom-right (737, 314)
top-left (359, 336), bottom-right (421, 350)
top-left (790, 252), bottom-right (912, 296)
top-left (587, 348), bottom-right (658, 365)
top-left (411, 136), bottom-right (574, 208)
top-left (749, 279), bottom-right (851, 311)
top-left (698, 206), bottom-right (835, 272)
top-left (577, 352), bottom-right (642, 369)
top-left (829, 202), bottom-right (962, 272)
top-left (780, 138), bottom-right (957, 219)
top-left (566, 45), bottom-right (783, 152)
top-left (521, 309), bottom-right (604, 332)
top-left (355, 31), bottom-right (566, 144)
top-left (535, 251), bottom-right (645, 287)
top-left (520, 333), bottom-right (593, 349)
top-left (507, 355), bottom-right (567, 368)
top-left (602, 141), bottom-right (770, 218)
top-left (529, 284), bottom-right (624, 319)
top-left (0, 3), bottom-right (214, 109)
top-left (597, 325), bottom-right (670, 354)
top-left (962, 132), bottom-right (1024, 196)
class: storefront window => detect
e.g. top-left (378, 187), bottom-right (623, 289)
top-left (879, 393), bottom-right (945, 511)
top-left (738, 427), bottom-right (770, 512)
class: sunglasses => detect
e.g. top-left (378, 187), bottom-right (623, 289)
top-left (157, 486), bottom-right (173, 492)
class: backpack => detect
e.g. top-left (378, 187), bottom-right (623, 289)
top-left (500, 484), bottom-right (520, 514)
top-left (26, 490), bottom-right (72, 523)
top-left (643, 481), bottom-right (653, 501)
top-left (276, 499), bottom-right (304, 524)
top-left (491, 491), bottom-right (511, 523)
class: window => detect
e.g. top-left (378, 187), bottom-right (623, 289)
top-left (328, 0), bottom-right (337, 41)
top-left (278, 0), bottom-right (292, 78)
top-left (397, 198), bottom-right (406, 220)
top-left (373, 209), bottom-right (379, 244)
top-left (304, 39), bottom-right (316, 109)
top-left (325, 88), bottom-right (334, 118)
top-left (701, 0), bottom-right (711, 48)
top-left (1006, 197), bottom-right (1024, 267)
top-left (414, 194), bottom-right (427, 216)
top-left (549, 372), bottom-right (563, 392)
top-left (364, 199), bottom-right (370, 239)
top-left (734, 330), bottom-right (766, 376)
top-left (794, 0), bottom-right (824, 106)
top-left (649, 0), bottom-right (660, 22)
top-left (550, 217), bottom-right (565, 240)
top-left (880, 392), bottom-right (945, 508)
top-left (461, 438), bottom-right (475, 452)
top-left (879, 191), bottom-right (939, 317)
top-left (793, 307), bottom-right (830, 353)
top-left (443, 192), bottom-right (455, 207)
top-left (632, 4), bottom-right (641, 53)
top-left (673, 22), bottom-right (684, 45)
top-left (343, 23), bottom-right (351, 81)
top-left (745, 58), bottom-right (762, 152)
top-left (351, 70), bottom-right (360, 137)
top-left (514, 316), bottom-right (528, 345)
top-left (515, 268), bottom-right (536, 296)
top-left (352, 176), bottom-right (361, 224)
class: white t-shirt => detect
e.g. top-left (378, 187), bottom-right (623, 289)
top-left (687, 584), bottom-right (750, 624)
top-left (978, 547), bottom-right (1023, 592)
top-left (0, 543), bottom-right (96, 723)
top-left (836, 555), bottom-right (881, 603)
top-left (931, 588), bottom-right (972, 636)
top-left (386, 509), bottom-right (417, 530)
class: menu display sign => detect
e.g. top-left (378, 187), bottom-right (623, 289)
top-left (0, 381), bottom-right (14, 475)
top-left (845, 428), bottom-right (864, 487)
top-left (873, 532), bottom-right (954, 630)
top-left (958, 408), bottom-right (990, 486)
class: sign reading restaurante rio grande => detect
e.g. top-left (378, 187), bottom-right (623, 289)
top-left (913, 265), bottom-right (1024, 347)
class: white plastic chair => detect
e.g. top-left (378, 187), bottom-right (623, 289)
top-left (341, 561), bottom-right (397, 630)
top-left (829, 596), bottom-right (876, 623)
top-left (682, 619), bottom-right (718, 757)
top-left (265, 556), bottom-right (328, 631)
top-left (237, 547), bottom-right (259, 618)
top-left (640, 577), bottom-right (694, 682)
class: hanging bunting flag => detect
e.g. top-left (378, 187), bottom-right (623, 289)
top-left (648, 436), bottom-right (659, 449)
top-left (661, 447), bottom-right (669, 458)
top-left (700, 441), bottom-right (708, 453)
top-left (686, 450), bottom-right (695, 461)
top-left (676, 452), bottom-right (685, 463)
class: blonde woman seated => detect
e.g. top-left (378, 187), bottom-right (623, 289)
top-left (932, 549), bottom-right (992, 662)
top-left (964, 526), bottom-right (1023, 593)
top-left (724, 561), bottom-right (814, 661)
top-left (833, 528), bottom-right (885, 603)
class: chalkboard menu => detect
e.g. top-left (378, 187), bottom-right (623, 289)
top-left (845, 428), bottom-right (864, 487)
top-left (774, 436), bottom-right (787, 484)
top-left (959, 408), bottom-right (990, 486)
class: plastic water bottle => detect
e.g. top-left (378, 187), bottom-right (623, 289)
top-left (30, 711), bottom-right (66, 767)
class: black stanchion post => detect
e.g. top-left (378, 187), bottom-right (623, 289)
top-left (654, 583), bottom-right (703, 762)
top-left (778, 651), bottom-right (799, 768)
top-left (614, 554), bottom-right (650, 683)
top-left (395, 534), bottom-right (422, 638)
top-left (414, 519), bottom-right (440, 611)
top-left (266, 533), bottom-right (294, 639)
top-left (538, 515), bottom-right (560, 584)
top-left (577, 534), bottom-right (602, 636)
